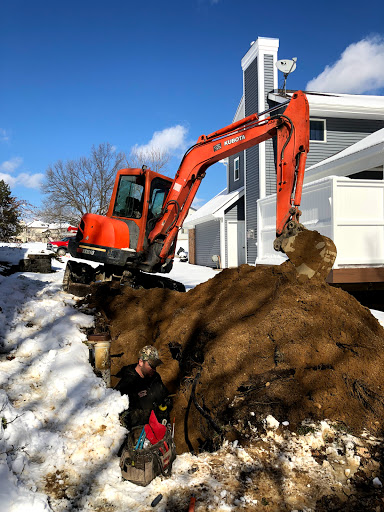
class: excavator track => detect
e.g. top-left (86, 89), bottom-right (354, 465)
top-left (63, 261), bottom-right (185, 297)
top-left (63, 260), bottom-right (98, 296)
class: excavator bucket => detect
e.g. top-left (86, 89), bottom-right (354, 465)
top-left (281, 228), bottom-right (337, 283)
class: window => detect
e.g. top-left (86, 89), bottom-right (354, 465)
top-left (310, 119), bottom-right (326, 142)
top-left (148, 178), bottom-right (172, 219)
top-left (112, 175), bottom-right (145, 219)
top-left (234, 157), bottom-right (240, 181)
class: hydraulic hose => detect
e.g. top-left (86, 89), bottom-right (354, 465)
top-left (184, 370), bottom-right (222, 454)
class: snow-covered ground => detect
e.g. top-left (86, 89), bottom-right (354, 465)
top-left (162, 259), bottom-right (219, 290)
top-left (372, 308), bottom-right (384, 328)
top-left (0, 243), bottom-right (51, 265)
top-left (0, 245), bottom-right (383, 511)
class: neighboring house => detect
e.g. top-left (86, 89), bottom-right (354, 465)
top-left (185, 188), bottom-right (244, 268)
top-left (22, 221), bottom-right (72, 242)
top-left (186, 36), bottom-right (384, 270)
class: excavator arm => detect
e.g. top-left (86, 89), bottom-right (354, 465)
top-left (148, 91), bottom-right (309, 265)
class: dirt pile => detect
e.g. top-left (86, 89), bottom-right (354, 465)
top-left (87, 262), bottom-right (384, 455)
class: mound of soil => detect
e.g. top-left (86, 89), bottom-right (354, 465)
top-left (87, 262), bottom-right (384, 455)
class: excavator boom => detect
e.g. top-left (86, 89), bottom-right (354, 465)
top-left (148, 91), bottom-right (310, 266)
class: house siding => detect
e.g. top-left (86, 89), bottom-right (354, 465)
top-left (244, 58), bottom-right (259, 117)
top-left (264, 55), bottom-right (277, 196)
top-left (228, 152), bottom-right (245, 192)
top-left (244, 54), bottom-right (275, 264)
top-left (244, 145), bottom-right (259, 264)
top-left (244, 57), bottom-right (259, 264)
top-left (195, 220), bottom-right (221, 268)
top-left (307, 118), bottom-right (384, 168)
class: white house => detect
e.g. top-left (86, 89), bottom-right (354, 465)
top-left (22, 221), bottom-right (73, 242)
top-left (185, 37), bottom-right (384, 280)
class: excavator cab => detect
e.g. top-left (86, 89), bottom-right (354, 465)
top-left (68, 168), bottom-right (173, 272)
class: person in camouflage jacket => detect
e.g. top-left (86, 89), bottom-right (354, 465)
top-left (115, 345), bottom-right (171, 428)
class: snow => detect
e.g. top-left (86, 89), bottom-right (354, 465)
top-left (25, 221), bottom-right (72, 231)
top-left (0, 244), bottom-right (383, 511)
top-left (0, 253), bottom-right (127, 511)
top-left (269, 90), bottom-right (384, 111)
top-left (0, 243), bottom-right (50, 265)
top-left (371, 309), bottom-right (384, 328)
top-left (161, 259), bottom-right (219, 290)
top-left (26, 221), bottom-right (50, 229)
top-left (264, 415), bottom-right (280, 430)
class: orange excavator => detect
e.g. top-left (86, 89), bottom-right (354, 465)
top-left (64, 91), bottom-right (336, 293)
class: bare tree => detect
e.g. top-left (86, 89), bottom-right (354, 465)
top-left (41, 143), bottom-right (126, 223)
top-left (126, 147), bottom-right (172, 175)
top-left (38, 201), bottom-right (76, 225)
top-left (91, 143), bottom-right (127, 213)
top-left (40, 142), bottom-right (176, 225)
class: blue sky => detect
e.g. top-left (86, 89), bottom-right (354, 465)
top-left (1, 0), bottom-right (384, 217)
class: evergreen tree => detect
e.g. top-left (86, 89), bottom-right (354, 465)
top-left (0, 180), bottom-right (22, 242)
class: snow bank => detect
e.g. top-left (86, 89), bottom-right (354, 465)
top-left (0, 258), bottom-right (127, 511)
top-left (0, 243), bottom-right (50, 266)
top-left (371, 309), bottom-right (384, 328)
top-left (158, 259), bottom-right (219, 290)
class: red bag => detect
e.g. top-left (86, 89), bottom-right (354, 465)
top-left (144, 410), bottom-right (166, 444)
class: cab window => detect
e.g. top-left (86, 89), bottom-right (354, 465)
top-left (112, 175), bottom-right (145, 219)
top-left (148, 178), bottom-right (171, 219)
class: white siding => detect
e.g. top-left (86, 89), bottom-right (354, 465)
top-left (257, 177), bottom-right (384, 269)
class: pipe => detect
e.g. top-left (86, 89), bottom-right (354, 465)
top-left (87, 333), bottom-right (111, 387)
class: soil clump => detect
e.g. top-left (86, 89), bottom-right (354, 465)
top-left (86, 262), bottom-right (384, 455)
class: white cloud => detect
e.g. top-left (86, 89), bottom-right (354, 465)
top-left (0, 129), bottom-right (10, 143)
top-left (306, 36), bottom-right (384, 94)
top-left (0, 157), bottom-right (23, 173)
top-left (133, 125), bottom-right (188, 155)
top-left (192, 197), bottom-right (205, 209)
top-left (16, 172), bottom-right (44, 189)
top-left (0, 158), bottom-right (44, 190)
top-left (0, 172), bottom-right (17, 187)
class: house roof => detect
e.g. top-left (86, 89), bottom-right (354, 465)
top-left (233, 96), bottom-right (245, 123)
top-left (26, 221), bottom-right (71, 230)
top-left (241, 37), bottom-right (279, 72)
top-left (48, 223), bottom-right (71, 230)
top-left (268, 90), bottom-right (384, 120)
top-left (184, 187), bottom-right (244, 227)
top-left (305, 127), bottom-right (384, 183)
top-left (27, 221), bottom-right (50, 228)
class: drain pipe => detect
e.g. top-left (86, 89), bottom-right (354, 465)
top-left (87, 333), bottom-right (111, 387)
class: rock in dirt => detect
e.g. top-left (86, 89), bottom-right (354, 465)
top-left (87, 261), bottom-right (384, 455)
